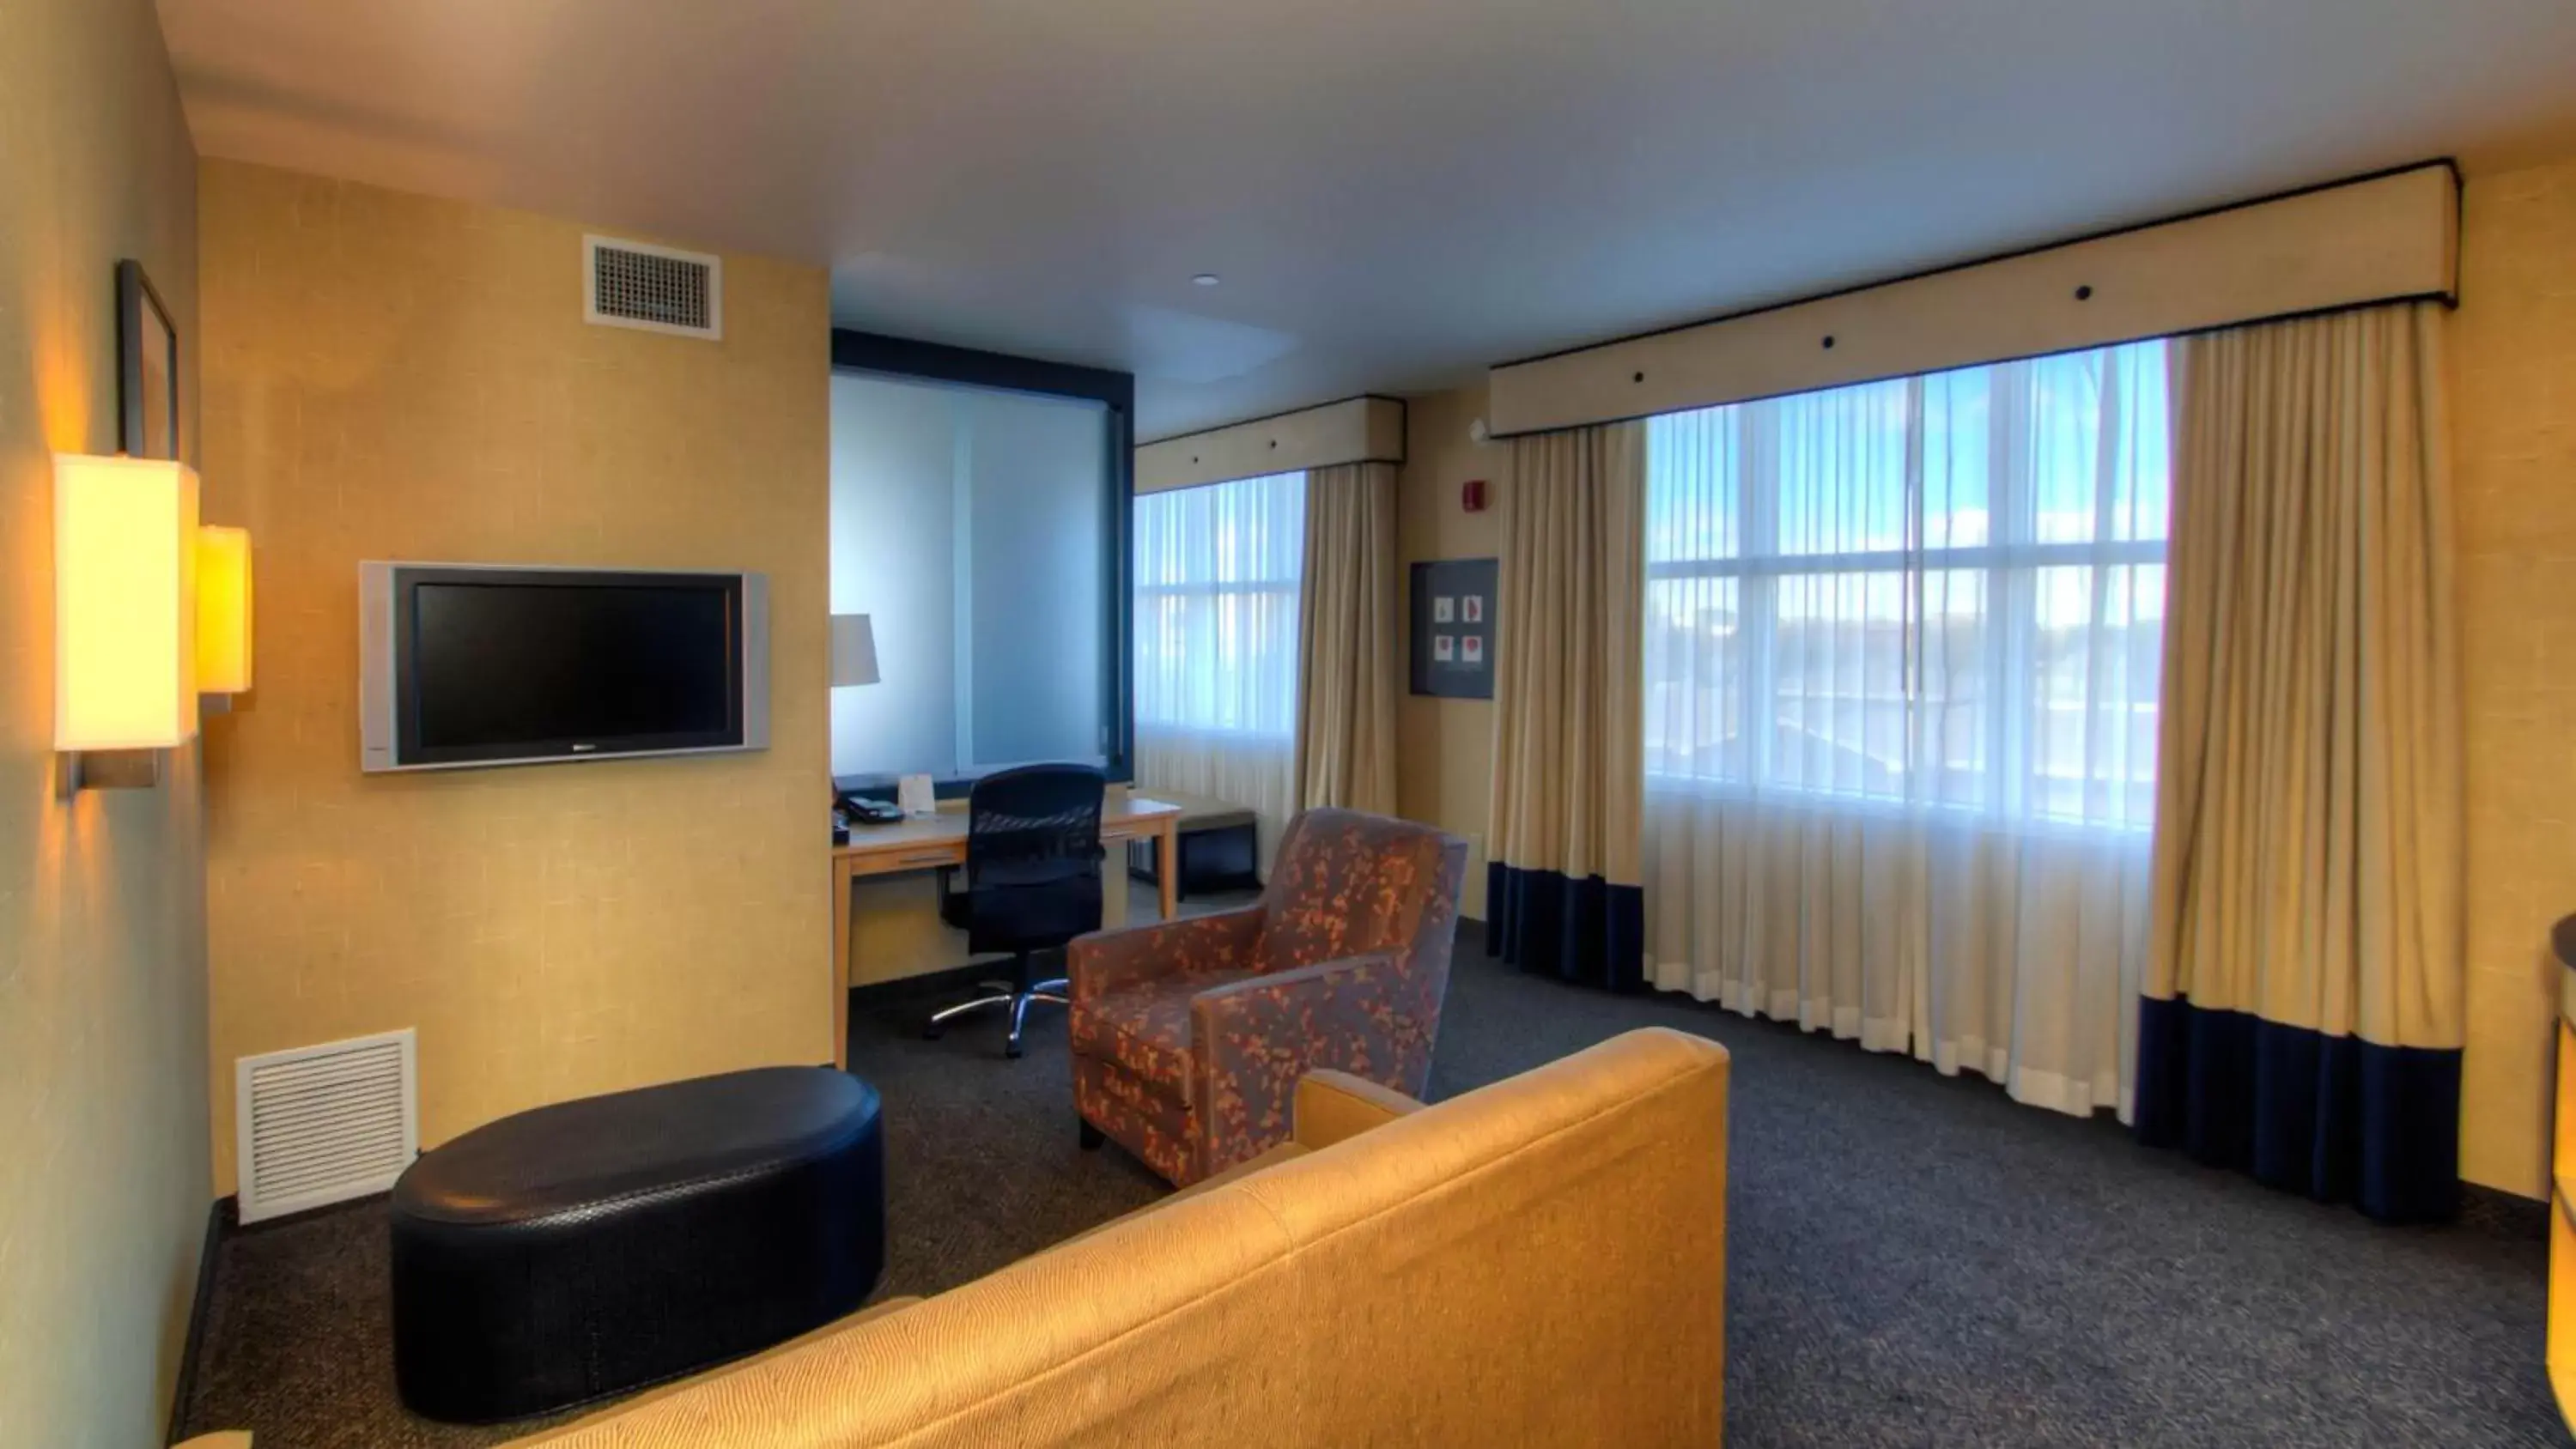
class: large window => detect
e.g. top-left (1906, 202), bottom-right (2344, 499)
top-left (1643, 340), bottom-right (2169, 830)
top-left (1133, 470), bottom-right (1306, 737)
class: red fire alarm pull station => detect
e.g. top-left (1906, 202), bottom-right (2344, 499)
top-left (1461, 479), bottom-right (1488, 512)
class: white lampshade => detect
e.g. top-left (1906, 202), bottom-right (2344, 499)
top-left (54, 453), bottom-right (199, 749)
top-left (830, 614), bottom-right (880, 688)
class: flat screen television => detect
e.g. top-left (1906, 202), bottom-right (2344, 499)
top-left (359, 562), bottom-right (769, 773)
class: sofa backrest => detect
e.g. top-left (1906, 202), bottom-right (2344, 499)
top-left (517, 1027), bottom-right (1728, 1448)
top-left (1253, 808), bottom-right (1467, 984)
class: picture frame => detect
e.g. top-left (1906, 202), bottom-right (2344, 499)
top-left (1409, 557), bottom-right (1498, 699)
top-left (118, 259), bottom-right (179, 460)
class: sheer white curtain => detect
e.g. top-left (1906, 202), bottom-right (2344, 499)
top-left (1133, 470), bottom-right (1306, 860)
top-left (1643, 342), bottom-right (2168, 1119)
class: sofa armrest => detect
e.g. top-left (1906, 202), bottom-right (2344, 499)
top-left (1067, 906), bottom-right (1265, 1001)
top-left (1293, 1070), bottom-right (1424, 1150)
top-left (1188, 951), bottom-right (1407, 1175)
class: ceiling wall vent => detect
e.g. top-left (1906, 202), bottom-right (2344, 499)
top-left (585, 234), bottom-right (722, 340)
top-left (235, 1028), bottom-right (418, 1223)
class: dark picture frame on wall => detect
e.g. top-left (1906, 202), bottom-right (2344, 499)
top-left (118, 258), bottom-right (179, 460)
top-left (1410, 557), bottom-right (1498, 699)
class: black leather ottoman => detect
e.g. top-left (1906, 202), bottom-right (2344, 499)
top-left (390, 1067), bottom-right (884, 1423)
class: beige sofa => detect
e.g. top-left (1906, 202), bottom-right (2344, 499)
top-left (199, 1026), bottom-right (1731, 1448)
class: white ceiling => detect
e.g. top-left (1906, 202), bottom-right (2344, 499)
top-left (160, 0), bottom-right (2576, 440)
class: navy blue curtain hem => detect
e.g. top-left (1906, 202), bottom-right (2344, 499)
top-left (2132, 994), bottom-right (2462, 1224)
top-left (1485, 862), bottom-right (1644, 993)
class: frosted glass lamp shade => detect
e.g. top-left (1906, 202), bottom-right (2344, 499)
top-left (197, 525), bottom-right (253, 694)
top-left (54, 453), bottom-right (198, 749)
top-left (830, 614), bottom-right (880, 688)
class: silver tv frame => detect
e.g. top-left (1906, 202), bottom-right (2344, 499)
top-left (359, 561), bottom-right (770, 773)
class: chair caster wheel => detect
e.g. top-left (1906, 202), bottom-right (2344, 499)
top-left (1078, 1120), bottom-right (1106, 1150)
top-left (1005, 1040), bottom-right (1024, 1059)
top-left (923, 1025), bottom-right (945, 1041)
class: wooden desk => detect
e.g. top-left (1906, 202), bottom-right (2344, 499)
top-left (830, 797), bottom-right (1183, 1068)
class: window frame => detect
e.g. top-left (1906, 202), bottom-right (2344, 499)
top-left (1131, 470), bottom-right (1307, 741)
top-left (1643, 347), bottom-right (2170, 831)
top-left (829, 328), bottom-right (1136, 797)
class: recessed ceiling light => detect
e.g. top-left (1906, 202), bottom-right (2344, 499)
top-left (1191, 273), bottom-right (1221, 288)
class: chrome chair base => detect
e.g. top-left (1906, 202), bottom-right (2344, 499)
top-left (925, 975), bottom-right (1069, 1058)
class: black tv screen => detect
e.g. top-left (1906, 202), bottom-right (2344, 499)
top-left (361, 565), bottom-right (769, 771)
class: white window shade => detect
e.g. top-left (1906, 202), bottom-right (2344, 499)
top-left (1133, 470), bottom-right (1305, 856)
top-left (1644, 339), bottom-right (2170, 829)
top-left (827, 373), bottom-right (1112, 780)
top-left (1642, 339), bottom-right (2170, 1125)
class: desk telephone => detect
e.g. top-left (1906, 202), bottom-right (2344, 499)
top-left (835, 790), bottom-right (904, 828)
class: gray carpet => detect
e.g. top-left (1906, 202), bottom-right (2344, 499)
top-left (179, 903), bottom-right (2560, 1447)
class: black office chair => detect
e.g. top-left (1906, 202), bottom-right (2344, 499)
top-left (924, 763), bottom-right (1108, 1058)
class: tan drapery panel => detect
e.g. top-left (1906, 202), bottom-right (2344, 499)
top-left (1291, 462), bottom-right (1400, 815)
top-left (2147, 300), bottom-right (2463, 1052)
top-left (1487, 422), bottom-right (1645, 888)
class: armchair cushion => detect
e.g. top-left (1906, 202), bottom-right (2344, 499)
top-left (1252, 813), bottom-right (1456, 976)
top-left (1069, 967), bottom-right (1259, 1102)
top-left (1067, 907), bottom-right (1264, 1000)
top-left (1191, 952), bottom-right (1404, 1177)
top-left (1068, 808), bottom-right (1467, 1186)
top-left (1072, 1057), bottom-right (1196, 1184)
top-left (1054, 1071), bottom-right (1429, 1256)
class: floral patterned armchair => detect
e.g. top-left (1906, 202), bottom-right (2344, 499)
top-left (1067, 808), bottom-right (1469, 1185)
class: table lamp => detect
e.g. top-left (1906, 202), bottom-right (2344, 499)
top-left (829, 614), bottom-right (878, 689)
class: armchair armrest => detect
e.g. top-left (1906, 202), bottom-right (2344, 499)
top-left (1293, 1070), bottom-right (1423, 1150)
top-left (1187, 951), bottom-right (1407, 1175)
top-left (1067, 906), bottom-right (1265, 1001)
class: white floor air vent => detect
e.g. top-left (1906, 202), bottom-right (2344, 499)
top-left (585, 234), bottom-right (722, 339)
top-left (235, 1028), bottom-right (418, 1223)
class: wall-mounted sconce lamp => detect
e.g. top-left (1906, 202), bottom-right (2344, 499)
top-left (54, 453), bottom-right (199, 794)
top-left (196, 524), bottom-right (253, 703)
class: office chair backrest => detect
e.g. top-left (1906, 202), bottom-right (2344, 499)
top-left (963, 764), bottom-right (1108, 955)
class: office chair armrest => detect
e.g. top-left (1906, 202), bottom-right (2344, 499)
top-left (1186, 951), bottom-right (1406, 1175)
top-left (1066, 906), bottom-right (1266, 1001)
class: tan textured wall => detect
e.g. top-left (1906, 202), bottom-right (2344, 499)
top-left (2454, 159), bottom-right (2576, 1198)
top-left (199, 160), bottom-right (833, 1196)
top-left (0, 0), bottom-right (211, 1441)
top-left (1394, 385), bottom-right (1507, 921)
